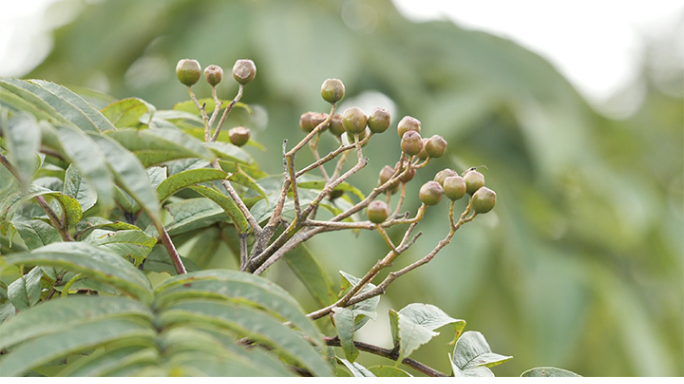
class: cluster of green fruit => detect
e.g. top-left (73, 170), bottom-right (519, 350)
top-left (175, 58), bottom-right (256, 147)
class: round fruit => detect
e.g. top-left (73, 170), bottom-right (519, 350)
top-left (419, 181), bottom-right (443, 206)
top-left (367, 200), bottom-right (390, 224)
top-left (425, 135), bottom-right (447, 158)
top-left (400, 131), bottom-right (423, 156)
top-left (443, 175), bottom-right (466, 200)
top-left (176, 59), bottom-right (201, 87)
top-left (397, 116), bottom-right (421, 138)
top-left (416, 138), bottom-right (430, 160)
top-left (228, 127), bottom-right (250, 147)
top-left (329, 189), bottom-right (344, 200)
top-left (232, 59), bottom-right (257, 85)
top-left (394, 161), bottom-right (416, 183)
top-left (310, 112), bottom-right (329, 132)
top-left (472, 187), bottom-right (496, 214)
top-left (463, 170), bottom-right (485, 195)
top-left (329, 114), bottom-right (345, 136)
top-left (367, 108), bottom-right (391, 134)
top-left (346, 128), bottom-right (369, 146)
top-left (299, 112), bottom-right (314, 132)
top-left (434, 169), bottom-right (458, 186)
top-left (204, 65), bottom-right (223, 86)
top-left (342, 107), bottom-right (367, 134)
top-left (320, 79), bottom-right (345, 104)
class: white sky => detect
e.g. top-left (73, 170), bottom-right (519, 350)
top-left (1, 0), bottom-right (682, 117)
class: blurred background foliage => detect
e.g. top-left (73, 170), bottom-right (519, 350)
top-left (13, 0), bottom-right (684, 376)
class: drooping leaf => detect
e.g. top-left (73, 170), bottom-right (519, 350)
top-left (4, 114), bottom-right (41, 191)
top-left (63, 164), bottom-right (97, 212)
top-left (12, 219), bottom-right (62, 250)
top-left (336, 357), bottom-right (375, 377)
top-left (101, 97), bottom-right (155, 128)
top-left (0, 302), bottom-right (16, 323)
top-left (284, 244), bottom-right (337, 307)
top-left (451, 331), bottom-right (512, 376)
top-left (188, 185), bottom-right (249, 233)
top-left (0, 184), bottom-right (83, 233)
top-left (332, 307), bottom-right (359, 362)
top-left (156, 168), bottom-right (227, 203)
top-left (520, 367), bottom-right (581, 377)
top-left (339, 271), bottom-right (380, 331)
top-left (8, 266), bottom-right (43, 310)
top-left (0, 86), bottom-right (60, 122)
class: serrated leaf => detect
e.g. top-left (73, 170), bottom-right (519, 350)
top-left (63, 164), bottom-right (97, 212)
top-left (520, 367), bottom-right (581, 377)
top-left (337, 357), bottom-right (375, 377)
top-left (332, 307), bottom-right (359, 362)
top-left (284, 244), bottom-right (337, 307)
top-left (156, 168), bottom-right (227, 203)
top-left (8, 267), bottom-right (43, 310)
top-left (452, 331), bottom-right (512, 372)
top-left (101, 97), bottom-right (155, 128)
top-left (105, 128), bottom-right (215, 167)
top-left (4, 114), bottom-right (41, 191)
top-left (367, 365), bottom-right (412, 377)
top-left (12, 219), bottom-right (62, 250)
top-left (2, 242), bottom-right (154, 305)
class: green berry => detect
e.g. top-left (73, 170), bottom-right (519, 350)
top-left (434, 169), bottom-right (458, 186)
top-left (400, 131), bottom-right (423, 156)
top-left (329, 114), bottom-right (345, 136)
top-left (397, 116), bottom-right (421, 138)
top-left (416, 138), bottom-right (430, 160)
top-left (321, 78), bottom-right (345, 104)
top-left (346, 128), bottom-right (370, 146)
top-left (463, 170), bottom-right (485, 195)
top-left (367, 107), bottom-right (391, 134)
top-left (176, 59), bottom-right (201, 87)
top-left (342, 107), bottom-right (367, 134)
top-left (232, 59), bottom-right (256, 85)
top-left (329, 189), bottom-right (344, 200)
top-left (472, 187), bottom-right (496, 214)
top-left (419, 181), bottom-right (443, 206)
top-left (443, 175), bottom-right (466, 200)
top-left (425, 135), bottom-right (447, 158)
top-left (367, 200), bottom-right (390, 224)
top-left (229, 126), bottom-right (250, 147)
top-left (204, 65), bottom-right (223, 86)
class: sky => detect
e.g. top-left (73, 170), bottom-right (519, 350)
top-left (1, 0), bottom-right (682, 117)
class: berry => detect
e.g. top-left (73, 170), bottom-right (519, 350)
top-left (419, 181), bottom-right (443, 206)
top-left (320, 78), bottom-right (345, 104)
top-left (299, 112), bottom-right (315, 132)
top-left (232, 59), bottom-right (256, 85)
top-left (342, 107), bottom-right (367, 134)
top-left (367, 200), bottom-right (390, 224)
top-left (346, 128), bottom-right (369, 146)
top-left (425, 135), bottom-right (447, 158)
top-left (367, 107), bottom-right (391, 134)
top-left (434, 169), bottom-right (458, 186)
top-left (395, 161), bottom-right (416, 183)
top-left (204, 65), bottom-right (223, 86)
top-left (397, 116), bottom-right (421, 138)
top-left (400, 131), bottom-right (423, 156)
top-left (463, 170), bottom-right (485, 195)
top-left (329, 114), bottom-right (345, 136)
top-left (311, 112), bottom-right (329, 132)
top-left (443, 175), bottom-right (466, 200)
top-left (176, 59), bottom-right (201, 87)
top-left (229, 127), bottom-right (250, 147)
top-left (329, 189), bottom-right (344, 200)
top-left (379, 165), bottom-right (399, 194)
top-left (472, 187), bottom-right (496, 214)
top-left (416, 138), bottom-right (430, 160)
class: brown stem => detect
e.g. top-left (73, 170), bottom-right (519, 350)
top-left (154, 220), bottom-right (186, 275)
top-left (212, 84), bottom-right (244, 142)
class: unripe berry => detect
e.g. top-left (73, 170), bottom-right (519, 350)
top-left (395, 161), bottom-right (416, 183)
top-left (416, 138), bottom-right (430, 160)
top-left (342, 107), bottom-right (367, 134)
top-left (367, 107), bottom-right (391, 134)
top-left (443, 175), bottom-right (466, 200)
top-left (329, 189), bottom-right (344, 200)
top-left (299, 112), bottom-right (315, 133)
top-left (320, 78), bottom-right (345, 104)
top-left (176, 59), bottom-right (201, 87)
top-left (329, 114), bottom-right (345, 136)
top-left (400, 131), bottom-right (423, 156)
top-left (397, 116), bottom-right (421, 138)
top-left (367, 200), bottom-right (390, 224)
top-left (434, 169), bottom-right (458, 186)
top-left (463, 170), bottom-right (485, 195)
top-left (472, 187), bottom-right (496, 214)
top-left (204, 65), bottom-right (223, 86)
top-left (229, 126), bottom-right (250, 147)
top-left (419, 181), bottom-right (443, 206)
top-left (379, 165), bottom-right (399, 194)
top-left (425, 135), bottom-right (447, 158)
top-left (311, 112), bottom-right (329, 132)
top-left (346, 128), bottom-right (369, 146)
top-left (232, 59), bottom-right (256, 85)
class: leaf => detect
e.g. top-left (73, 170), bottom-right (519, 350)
top-left (0, 185), bottom-right (82, 234)
top-left (336, 357), bottom-right (375, 377)
top-left (332, 307), bottom-right (359, 362)
top-left (204, 141), bottom-right (252, 165)
top-left (0, 318), bottom-right (156, 377)
top-left (367, 365), bottom-right (412, 377)
top-left (520, 367), bottom-right (581, 377)
top-left (156, 168), bottom-right (228, 203)
top-left (73, 217), bottom-right (140, 239)
top-left (451, 331), bottom-right (512, 374)
top-left (339, 271), bottom-right (380, 331)
top-left (0, 302), bottom-right (16, 323)
top-left (227, 170), bottom-right (267, 201)
top-left (101, 97), bottom-right (155, 128)
top-left (12, 219), bottom-right (62, 250)
top-left (57, 345), bottom-right (160, 377)
top-left (146, 166), bottom-right (167, 190)
top-left (188, 185), bottom-right (249, 233)
top-left (8, 267), bottom-right (43, 310)
top-left (0, 86), bottom-right (60, 122)
top-left (298, 179), bottom-right (366, 201)
top-left (2, 242), bottom-right (154, 305)
top-left (164, 197), bottom-right (229, 236)
top-left (142, 245), bottom-right (201, 275)
top-left (4, 114), bottom-right (41, 191)
top-left (105, 128), bottom-right (215, 167)
top-left (284, 243), bottom-right (337, 307)
top-left (63, 164), bottom-right (97, 212)
top-left (84, 229), bottom-right (157, 264)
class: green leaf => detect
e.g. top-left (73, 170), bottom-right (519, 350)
top-left (105, 128), bottom-right (215, 167)
top-left (146, 166), bottom-right (167, 190)
top-left (367, 365), bottom-right (412, 377)
top-left (228, 170), bottom-right (266, 201)
top-left (73, 217), bottom-right (140, 240)
top-left (284, 244), bottom-right (337, 307)
top-left (339, 271), bottom-right (380, 331)
top-left (521, 367), bottom-right (581, 377)
top-left (337, 357), bottom-right (375, 377)
top-left (451, 331), bottom-right (512, 373)
top-left (164, 197), bottom-right (229, 236)
top-left (101, 97), bottom-right (155, 128)
top-left (4, 114), bottom-right (41, 191)
top-left (188, 185), bottom-right (249, 233)
top-left (204, 141), bottom-right (252, 165)
top-left (84, 229), bottom-right (157, 264)
top-left (63, 164), bottom-right (97, 212)
top-left (156, 168), bottom-right (227, 203)
top-left (12, 219), bottom-right (62, 250)
top-left (0, 302), bottom-right (16, 323)
top-left (0, 86), bottom-right (60, 122)
top-left (0, 318), bottom-right (156, 377)
top-left (57, 345), bottom-right (160, 377)
top-left (332, 307), bottom-right (359, 362)
top-left (8, 267), bottom-right (43, 310)
top-left (142, 245), bottom-right (201, 275)
top-left (298, 179), bottom-right (365, 201)
top-left (2, 242), bottom-right (154, 305)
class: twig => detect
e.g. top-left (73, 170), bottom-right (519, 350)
top-left (212, 84), bottom-right (244, 142)
top-left (154, 220), bottom-right (187, 275)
